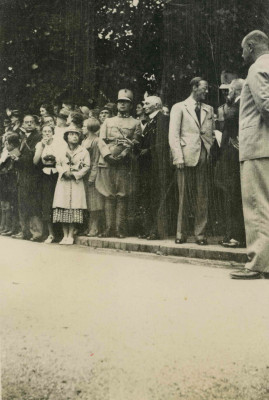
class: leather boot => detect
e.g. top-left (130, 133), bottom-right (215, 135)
top-left (116, 197), bottom-right (127, 238)
top-left (98, 198), bottom-right (116, 237)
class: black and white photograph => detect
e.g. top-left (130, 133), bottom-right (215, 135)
top-left (0, 0), bottom-right (269, 399)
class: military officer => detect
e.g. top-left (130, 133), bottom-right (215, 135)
top-left (96, 89), bottom-right (142, 238)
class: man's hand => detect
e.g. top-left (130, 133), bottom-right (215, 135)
top-left (140, 149), bottom-right (149, 156)
top-left (176, 162), bottom-right (184, 170)
top-left (104, 155), bottom-right (119, 165)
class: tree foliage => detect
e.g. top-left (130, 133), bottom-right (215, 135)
top-left (0, 0), bottom-right (268, 113)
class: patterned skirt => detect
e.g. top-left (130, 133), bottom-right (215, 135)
top-left (53, 208), bottom-right (83, 224)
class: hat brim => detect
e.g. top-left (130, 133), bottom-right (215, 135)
top-left (117, 97), bottom-right (132, 102)
top-left (219, 84), bottom-right (230, 89)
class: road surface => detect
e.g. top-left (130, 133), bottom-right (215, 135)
top-left (0, 237), bottom-right (269, 400)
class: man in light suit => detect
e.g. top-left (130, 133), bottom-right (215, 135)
top-left (230, 31), bottom-right (269, 279)
top-left (169, 77), bottom-right (214, 245)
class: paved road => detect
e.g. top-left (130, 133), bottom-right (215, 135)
top-left (1, 237), bottom-right (269, 400)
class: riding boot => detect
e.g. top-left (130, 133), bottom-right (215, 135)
top-left (116, 197), bottom-right (127, 238)
top-left (99, 198), bottom-right (116, 237)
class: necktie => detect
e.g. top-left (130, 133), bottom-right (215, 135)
top-left (195, 102), bottom-right (201, 124)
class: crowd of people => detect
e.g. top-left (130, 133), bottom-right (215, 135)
top-left (1, 28), bottom-right (269, 280)
top-left (0, 89), bottom-right (175, 245)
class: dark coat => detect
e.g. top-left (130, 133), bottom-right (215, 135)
top-left (15, 130), bottom-right (42, 216)
top-left (215, 100), bottom-right (240, 191)
top-left (138, 111), bottom-right (172, 238)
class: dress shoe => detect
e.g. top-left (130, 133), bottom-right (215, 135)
top-left (175, 238), bottom-right (186, 244)
top-left (12, 232), bottom-right (30, 240)
top-left (219, 238), bottom-right (230, 246)
top-left (98, 229), bottom-right (114, 238)
top-left (147, 233), bottom-right (159, 240)
top-left (87, 231), bottom-right (98, 237)
top-left (30, 236), bottom-right (43, 243)
top-left (196, 239), bottom-right (208, 246)
top-left (223, 238), bottom-right (240, 248)
top-left (230, 269), bottom-right (262, 279)
top-left (1, 230), bottom-right (13, 237)
top-left (137, 233), bottom-right (148, 239)
top-left (115, 232), bottom-right (126, 239)
top-left (59, 237), bottom-right (68, 245)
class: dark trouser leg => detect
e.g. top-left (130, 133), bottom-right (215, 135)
top-left (194, 145), bottom-right (208, 240)
top-left (19, 209), bottom-right (30, 238)
top-left (116, 196), bottom-right (127, 236)
top-left (103, 197), bottom-right (116, 236)
top-left (5, 207), bottom-right (12, 231)
top-left (223, 190), bottom-right (232, 241)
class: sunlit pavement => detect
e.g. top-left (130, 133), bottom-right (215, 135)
top-left (1, 237), bottom-right (269, 400)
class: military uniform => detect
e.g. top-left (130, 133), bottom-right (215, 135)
top-left (96, 89), bottom-right (142, 237)
top-left (96, 114), bottom-right (141, 236)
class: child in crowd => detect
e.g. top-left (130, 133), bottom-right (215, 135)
top-left (52, 128), bottom-right (90, 245)
top-left (82, 118), bottom-right (104, 236)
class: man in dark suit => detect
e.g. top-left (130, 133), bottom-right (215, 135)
top-left (137, 96), bottom-right (171, 240)
top-left (216, 79), bottom-right (246, 248)
top-left (230, 31), bottom-right (269, 279)
top-left (12, 115), bottom-right (43, 240)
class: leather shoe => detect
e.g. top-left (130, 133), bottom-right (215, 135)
top-left (12, 232), bottom-right (30, 240)
top-left (115, 232), bottom-right (126, 239)
top-left (1, 230), bottom-right (13, 237)
top-left (175, 238), bottom-right (186, 244)
top-left (196, 239), bottom-right (208, 246)
top-left (30, 236), bottom-right (43, 242)
top-left (98, 229), bottom-right (114, 238)
top-left (137, 233), bottom-right (148, 239)
top-left (230, 269), bottom-right (262, 279)
top-left (147, 233), bottom-right (159, 240)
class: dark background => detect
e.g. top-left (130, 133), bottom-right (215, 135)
top-left (0, 0), bottom-right (268, 114)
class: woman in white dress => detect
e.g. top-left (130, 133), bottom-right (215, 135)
top-left (52, 128), bottom-right (90, 245)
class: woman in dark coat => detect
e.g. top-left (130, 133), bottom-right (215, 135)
top-left (33, 124), bottom-right (59, 243)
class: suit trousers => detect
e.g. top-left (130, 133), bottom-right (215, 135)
top-left (176, 143), bottom-right (208, 240)
top-left (240, 158), bottom-right (269, 273)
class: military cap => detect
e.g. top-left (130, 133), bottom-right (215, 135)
top-left (117, 89), bottom-right (133, 102)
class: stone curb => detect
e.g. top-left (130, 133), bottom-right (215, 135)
top-left (75, 236), bottom-right (248, 264)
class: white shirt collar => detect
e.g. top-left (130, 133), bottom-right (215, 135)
top-left (235, 96), bottom-right (240, 104)
top-left (149, 110), bottom-right (159, 119)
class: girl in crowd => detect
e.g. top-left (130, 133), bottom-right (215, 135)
top-left (33, 124), bottom-right (60, 243)
top-left (39, 103), bottom-right (54, 119)
top-left (52, 128), bottom-right (90, 245)
top-left (82, 118), bottom-right (104, 236)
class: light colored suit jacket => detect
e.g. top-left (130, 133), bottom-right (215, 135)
top-left (239, 53), bottom-right (269, 161)
top-left (169, 96), bottom-right (214, 167)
